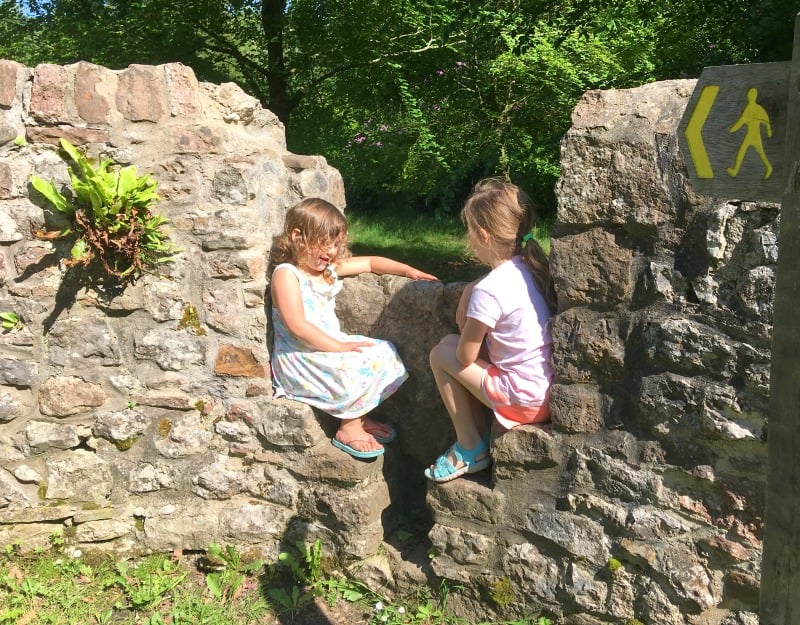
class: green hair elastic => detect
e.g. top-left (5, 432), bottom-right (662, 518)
top-left (521, 233), bottom-right (534, 248)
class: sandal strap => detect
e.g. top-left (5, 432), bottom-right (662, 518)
top-left (453, 435), bottom-right (490, 464)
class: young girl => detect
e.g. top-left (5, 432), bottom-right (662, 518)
top-left (425, 178), bottom-right (557, 482)
top-left (270, 197), bottom-right (438, 460)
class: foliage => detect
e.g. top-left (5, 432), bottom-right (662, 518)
top-left (30, 139), bottom-right (177, 283)
top-left (0, 537), bottom-right (561, 625)
top-left (202, 543), bottom-right (264, 604)
top-left (3, 0), bottom-right (796, 216)
top-left (0, 312), bottom-right (21, 331)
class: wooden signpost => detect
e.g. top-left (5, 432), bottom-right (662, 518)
top-left (678, 12), bottom-right (799, 625)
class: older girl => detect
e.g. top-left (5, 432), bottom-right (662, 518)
top-left (426, 179), bottom-right (556, 482)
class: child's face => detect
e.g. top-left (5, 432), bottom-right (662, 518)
top-left (294, 231), bottom-right (344, 274)
top-left (467, 225), bottom-right (493, 265)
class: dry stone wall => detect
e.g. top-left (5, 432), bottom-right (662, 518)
top-left (0, 60), bottom-right (453, 572)
top-left (0, 61), bottom-right (769, 625)
top-left (426, 81), bottom-right (767, 625)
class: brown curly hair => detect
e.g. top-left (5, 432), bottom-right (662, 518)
top-left (269, 198), bottom-right (351, 284)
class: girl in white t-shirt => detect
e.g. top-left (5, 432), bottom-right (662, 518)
top-left (425, 178), bottom-right (557, 482)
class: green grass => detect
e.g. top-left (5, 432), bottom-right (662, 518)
top-left (347, 209), bottom-right (552, 284)
top-left (0, 539), bottom-right (556, 625)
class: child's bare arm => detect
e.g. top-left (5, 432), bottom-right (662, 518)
top-left (271, 268), bottom-right (372, 352)
top-left (456, 317), bottom-right (488, 366)
top-left (335, 256), bottom-right (438, 281)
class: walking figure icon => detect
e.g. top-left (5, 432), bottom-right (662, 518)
top-left (726, 87), bottom-right (773, 179)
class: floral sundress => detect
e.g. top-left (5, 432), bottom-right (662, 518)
top-left (270, 263), bottom-right (408, 419)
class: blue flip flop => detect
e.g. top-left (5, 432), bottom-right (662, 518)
top-left (366, 425), bottom-right (397, 444)
top-left (331, 437), bottom-right (385, 459)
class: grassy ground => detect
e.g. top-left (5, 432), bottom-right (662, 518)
top-left (347, 209), bottom-right (552, 284)
top-left (0, 538), bottom-right (553, 625)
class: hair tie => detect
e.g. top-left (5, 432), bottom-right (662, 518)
top-left (521, 233), bottom-right (534, 248)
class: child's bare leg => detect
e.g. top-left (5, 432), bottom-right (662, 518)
top-left (335, 416), bottom-right (383, 453)
top-left (429, 334), bottom-right (491, 466)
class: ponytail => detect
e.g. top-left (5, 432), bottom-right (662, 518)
top-left (519, 235), bottom-right (557, 314)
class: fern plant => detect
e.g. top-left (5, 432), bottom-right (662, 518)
top-left (30, 138), bottom-right (177, 282)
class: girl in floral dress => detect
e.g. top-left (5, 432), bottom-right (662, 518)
top-left (270, 198), bottom-right (438, 459)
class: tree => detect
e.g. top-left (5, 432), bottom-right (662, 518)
top-left (2, 0), bottom-right (795, 215)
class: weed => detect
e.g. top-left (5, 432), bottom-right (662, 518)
top-left (157, 417), bottom-right (172, 438)
top-left (203, 543), bottom-right (264, 604)
top-left (112, 555), bottom-right (188, 609)
top-left (30, 138), bottom-right (178, 283)
top-left (0, 312), bottom-right (21, 331)
top-left (607, 557), bottom-right (623, 574)
top-left (178, 304), bottom-right (206, 335)
top-left (490, 576), bottom-right (516, 607)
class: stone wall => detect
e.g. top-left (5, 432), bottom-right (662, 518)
top-left (0, 61), bottom-right (769, 625)
top-left (426, 81), bottom-right (767, 625)
top-left (0, 60), bottom-right (461, 575)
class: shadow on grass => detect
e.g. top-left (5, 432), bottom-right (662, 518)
top-left (350, 243), bottom-right (485, 284)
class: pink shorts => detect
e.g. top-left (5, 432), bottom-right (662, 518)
top-left (482, 365), bottom-right (550, 430)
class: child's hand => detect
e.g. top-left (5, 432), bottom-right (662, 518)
top-left (406, 268), bottom-right (439, 281)
top-left (338, 339), bottom-right (375, 352)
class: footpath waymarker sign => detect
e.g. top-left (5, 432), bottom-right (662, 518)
top-left (678, 61), bottom-right (790, 201)
top-left (679, 13), bottom-right (800, 625)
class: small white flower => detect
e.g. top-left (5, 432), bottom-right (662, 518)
top-left (70, 549), bottom-right (82, 558)
top-left (374, 601), bottom-right (384, 611)
top-left (381, 616), bottom-right (388, 623)
top-left (397, 606), bottom-right (406, 614)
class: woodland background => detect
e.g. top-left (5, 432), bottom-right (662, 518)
top-left (0, 0), bottom-right (794, 215)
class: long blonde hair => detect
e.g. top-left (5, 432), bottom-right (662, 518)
top-left (269, 198), bottom-right (351, 284)
top-left (461, 178), bottom-right (557, 312)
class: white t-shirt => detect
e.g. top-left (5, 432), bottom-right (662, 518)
top-left (466, 255), bottom-right (553, 406)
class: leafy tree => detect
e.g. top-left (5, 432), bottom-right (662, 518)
top-left (1, 0), bottom-right (795, 215)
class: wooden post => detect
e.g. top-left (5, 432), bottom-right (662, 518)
top-left (760, 12), bottom-right (800, 625)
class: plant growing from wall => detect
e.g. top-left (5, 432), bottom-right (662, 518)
top-left (30, 139), bottom-right (177, 283)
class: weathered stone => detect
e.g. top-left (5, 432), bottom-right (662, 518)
top-left (134, 327), bottom-right (206, 371)
top-left (0, 60), bottom-right (26, 107)
top-left (116, 64), bottom-right (166, 122)
top-left (38, 376), bottom-right (108, 417)
top-left (214, 344), bottom-right (267, 378)
top-left (25, 125), bottom-right (110, 145)
top-left (128, 462), bottom-right (177, 493)
top-left (44, 449), bottom-right (113, 504)
top-left (14, 420), bottom-right (80, 455)
top-left (551, 307), bottom-right (625, 384)
top-left (0, 358), bottom-right (37, 388)
top-left (0, 471), bottom-right (32, 510)
top-left (47, 316), bottom-right (122, 367)
top-left (429, 523), bottom-right (493, 570)
top-left (12, 464), bottom-right (40, 483)
top-left (92, 408), bottom-right (148, 444)
top-left (192, 454), bottom-right (245, 500)
top-left (426, 475), bottom-right (506, 524)
top-left (74, 519), bottom-right (131, 543)
top-left (524, 506), bottom-right (611, 562)
top-left (74, 62), bottom-right (112, 124)
top-left (550, 383), bottom-right (608, 433)
top-left (550, 228), bottom-right (635, 309)
top-left (30, 64), bottom-right (67, 123)
top-left (152, 412), bottom-right (214, 459)
top-left (502, 541), bottom-right (560, 603)
top-left (164, 63), bottom-right (201, 117)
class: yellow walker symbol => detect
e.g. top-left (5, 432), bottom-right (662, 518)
top-left (726, 87), bottom-right (773, 179)
top-left (677, 60), bottom-right (789, 202)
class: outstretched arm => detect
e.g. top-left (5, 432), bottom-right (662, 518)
top-left (335, 256), bottom-right (439, 281)
top-left (271, 267), bottom-right (372, 352)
